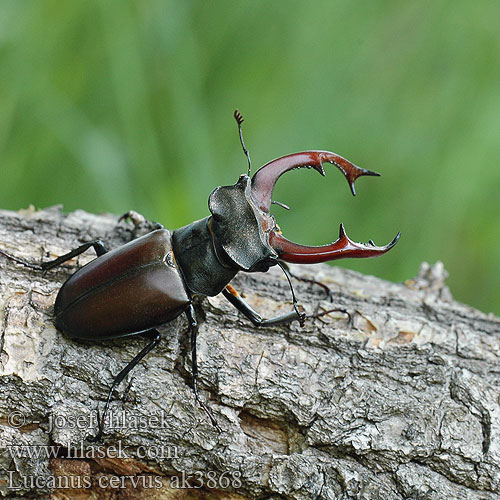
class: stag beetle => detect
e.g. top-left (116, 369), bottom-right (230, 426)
top-left (0, 111), bottom-right (400, 438)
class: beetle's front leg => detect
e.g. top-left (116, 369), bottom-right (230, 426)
top-left (222, 285), bottom-right (305, 327)
top-left (278, 262), bottom-right (334, 302)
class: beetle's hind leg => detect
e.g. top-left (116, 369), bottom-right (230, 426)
top-left (88, 329), bottom-right (161, 442)
top-left (185, 304), bottom-right (222, 433)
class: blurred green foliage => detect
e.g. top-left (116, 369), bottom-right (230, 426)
top-left (1, 0), bottom-right (499, 314)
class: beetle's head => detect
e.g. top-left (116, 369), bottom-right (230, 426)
top-left (209, 175), bottom-right (277, 272)
top-left (208, 150), bottom-right (400, 272)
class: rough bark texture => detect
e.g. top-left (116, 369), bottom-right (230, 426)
top-left (0, 206), bottom-right (499, 500)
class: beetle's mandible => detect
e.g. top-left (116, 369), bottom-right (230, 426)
top-left (0, 110), bottom-right (400, 438)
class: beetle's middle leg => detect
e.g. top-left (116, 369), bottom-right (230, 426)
top-left (89, 328), bottom-right (161, 441)
top-left (185, 304), bottom-right (222, 433)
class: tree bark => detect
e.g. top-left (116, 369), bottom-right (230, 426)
top-left (0, 206), bottom-right (499, 500)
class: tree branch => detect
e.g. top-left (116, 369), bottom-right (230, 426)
top-left (1, 206), bottom-right (499, 499)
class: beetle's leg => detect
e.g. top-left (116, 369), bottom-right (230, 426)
top-left (312, 306), bottom-right (352, 323)
top-left (121, 377), bottom-right (135, 403)
top-left (40, 240), bottom-right (108, 274)
top-left (276, 261), bottom-right (307, 325)
top-left (1, 240), bottom-right (108, 274)
top-left (279, 262), bottom-right (333, 302)
top-left (185, 304), bottom-right (222, 433)
top-left (0, 249), bottom-right (46, 271)
top-left (119, 210), bottom-right (164, 231)
top-left (222, 284), bottom-right (305, 327)
top-left (276, 265), bottom-right (352, 321)
top-left (88, 328), bottom-right (161, 442)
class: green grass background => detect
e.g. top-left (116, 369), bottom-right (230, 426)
top-left (1, 1), bottom-right (499, 314)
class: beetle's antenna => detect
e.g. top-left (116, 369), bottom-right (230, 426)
top-left (234, 109), bottom-right (251, 176)
top-left (276, 260), bottom-right (306, 326)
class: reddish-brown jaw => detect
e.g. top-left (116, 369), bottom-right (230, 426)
top-left (269, 223), bottom-right (400, 264)
top-left (250, 150), bottom-right (400, 264)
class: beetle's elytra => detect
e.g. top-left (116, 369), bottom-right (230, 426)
top-left (0, 110), bottom-right (400, 438)
top-left (54, 229), bottom-right (190, 340)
